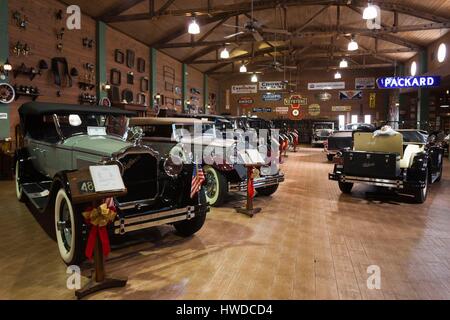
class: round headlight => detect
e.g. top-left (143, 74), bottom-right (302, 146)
top-left (164, 155), bottom-right (183, 177)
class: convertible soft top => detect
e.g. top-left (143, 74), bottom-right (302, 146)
top-left (18, 102), bottom-right (136, 116)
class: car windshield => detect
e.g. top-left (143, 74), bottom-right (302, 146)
top-left (52, 114), bottom-right (129, 139)
top-left (399, 130), bottom-right (428, 144)
top-left (173, 123), bottom-right (219, 140)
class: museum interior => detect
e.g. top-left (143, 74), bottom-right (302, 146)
top-left (0, 0), bottom-right (449, 301)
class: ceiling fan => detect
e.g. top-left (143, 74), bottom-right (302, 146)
top-left (223, 0), bottom-right (291, 42)
top-left (256, 45), bottom-right (297, 72)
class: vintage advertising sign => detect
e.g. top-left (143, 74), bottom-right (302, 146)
top-left (275, 106), bottom-right (289, 114)
top-left (252, 107), bottom-right (272, 113)
top-left (376, 76), bottom-right (441, 89)
top-left (238, 97), bottom-right (254, 106)
top-left (262, 93), bottom-right (282, 101)
top-left (355, 77), bottom-right (375, 90)
top-left (369, 93), bottom-right (376, 109)
top-left (231, 84), bottom-right (258, 94)
top-left (284, 95), bottom-right (307, 108)
top-left (308, 104), bottom-right (321, 116)
top-left (339, 90), bottom-right (363, 100)
top-left (315, 92), bottom-right (332, 101)
top-left (332, 106), bottom-right (352, 112)
top-left (258, 81), bottom-right (286, 91)
top-left (308, 81), bottom-right (345, 90)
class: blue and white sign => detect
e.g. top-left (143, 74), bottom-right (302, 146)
top-left (262, 93), bottom-right (282, 101)
top-left (377, 76), bottom-right (441, 89)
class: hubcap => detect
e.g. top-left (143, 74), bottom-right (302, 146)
top-left (59, 201), bottom-right (72, 252)
top-left (205, 171), bottom-right (217, 199)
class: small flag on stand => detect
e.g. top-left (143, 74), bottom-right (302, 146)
top-left (190, 162), bottom-right (205, 199)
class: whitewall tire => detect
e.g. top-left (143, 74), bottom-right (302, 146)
top-left (54, 188), bottom-right (82, 265)
top-left (15, 161), bottom-right (24, 201)
top-left (204, 166), bottom-right (227, 207)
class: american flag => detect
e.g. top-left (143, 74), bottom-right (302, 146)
top-left (190, 163), bottom-right (205, 199)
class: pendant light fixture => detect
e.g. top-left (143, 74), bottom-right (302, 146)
top-left (348, 37), bottom-right (358, 51)
top-left (251, 73), bottom-right (258, 83)
top-left (334, 71), bottom-right (342, 79)
top-left (239, 64), bottom-right (247, 73)
top-left (220, 47), bottom-right (230, 59)
top-left (363, 2), bottom-right (378, 20)
top-left (339, 59), bottom-right (348, 68)
top-left (188, 18), bottom-right (200, 35)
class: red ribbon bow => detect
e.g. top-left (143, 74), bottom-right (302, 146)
top-left (85, 224), bottom-right (111, 260)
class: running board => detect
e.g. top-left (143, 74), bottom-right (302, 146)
top-left (22, 182), bottom-right (52, 211)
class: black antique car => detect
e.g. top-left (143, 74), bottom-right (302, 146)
top-left (329, 129), bottom-right (444, 203)
top-left (14, 102), bottom-right (209, 264)
top-left (311, 122), bottom-right (334, 147)
top-left (129, 117), bottom-right (284, 207)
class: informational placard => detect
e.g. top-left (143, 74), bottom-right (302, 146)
top-left (275, 106), bottom-right (289, 114)
top-left (376, 76), bottom-right (441, 89)
top-left (355, 77), bottom-right (375, 90)
top-left (262, 93), bottom-right (282, 101)
top-left (332, 106), bottom-right (351, 112)
top-left (339, 90), bottom-right (363, 100)
top-left (231, 84), bottom-right (258, 94)
top-left (238, 149), bottom-right (265, 166)
top-left (259, 81), bottom-right (286, 91)
top-left (87, 127), bottom-right (107, 136)
top-left (89, 165), bottom-right (125, 193)
top-left (308, 82), bottom-right (345, 90)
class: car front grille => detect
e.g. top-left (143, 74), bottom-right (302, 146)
top-left (116, 153), bottom-right (158, 204)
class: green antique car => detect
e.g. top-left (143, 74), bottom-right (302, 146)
top-left (14, 102), bottom-right (209, 265)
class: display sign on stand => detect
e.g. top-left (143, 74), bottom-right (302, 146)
top-left (66, 166), bottom-right (128, 299)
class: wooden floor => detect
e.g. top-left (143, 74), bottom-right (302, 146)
top-left (1, 147), bottom-right (450, 300)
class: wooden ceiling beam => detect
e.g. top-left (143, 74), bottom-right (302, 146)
top-left (292, 4), bottom-right (331, 34)
top-left (183, 45), bottom-right (223, 63)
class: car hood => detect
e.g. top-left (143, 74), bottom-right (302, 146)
top-left (63, 135), bottom-right (132, 156)
top-left (180, 136), bottom-right (236, 148)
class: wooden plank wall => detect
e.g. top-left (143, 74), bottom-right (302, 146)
top-left (187, 65), bottom-right (204, 114)
top-left (8, 0), bottom-right (96, 143)
top-left (156, 51), bottom-right (182, 112)
top-left (105, 26), bottom-right (149, 106)
top-left (207, 77), bottom-right (219, 114)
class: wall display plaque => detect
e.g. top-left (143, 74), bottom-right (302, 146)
top-left (137, 58), bottom-right (146, 73)
top-left (137, 93), bottom-right (147, 106)
top-left (174, 86), bottom-right (181, 95)
top-left (165, 97), bottom-right (174, 107)
top-left (308, 82), bottom-right (345, 90)
top-left (110, 69), bottom-right (121, 86)
top-left (163, 66), bottom-right (175, 83)
top-left (369, 93), bottom-right (376, 109)
top-left (122, 89), bottom-right (134, 103)
top-left (127, 72), bottom-right (134, 85)
top-left (252, 107), bottom-right (272, 113)
top-left (231, 84), bottom-right (257, 94)
top-left (114, 49), bottom-right (124, 64)
top-left (308, 104), bottom-right (321, 116)
top-left (332, 106), bottom-right (351, 112)
top-left (126, 50), bottom-right (135, 68)
top-left (258, 81), bottom-right (286, 91)
top-left (355, 77), bottom-right (375, 90)
top-left (238, 97), bottom-right (254, 107)
top-left (175, 99), bottom-right (182, 106)
top-left (262, 93), bottom-right (282, 101)
top-left (315, 92), bottom-right (331, 102)
top-left (140, 77), bottom-right (149, 92)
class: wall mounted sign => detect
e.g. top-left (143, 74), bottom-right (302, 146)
top-left (315, 92), bottom-right (332, 101)
top-left (369, 93), bottom-right (376, 109)
top-left (231, 84), bottom-right (258, 94)
top-left (0, 113), bottom-right (7, 120)
top-left (339, 90), bottom-right (363, 100)
top-left (174, 86), bottom-right (181, 95)
top-left (262, 93), bottom-right (282, 101)
top-left (284, 95), bottom-right (307, 108)
top-left (275, 106), bottom-right (289, 114)
top-left (376, 76), bottom-right (441, 89)
top-left (308, 104), bottom-right (321, 116)
top-left (355, 77), bottom-right (375, 90)
top-left (238, 97), bottom-right (254, 107)
top-left (253, 107), bottom-right (272, 113)
top-left (308, 81), bottom-right (345, 90)
top-left (332, 106), bottom-right (351, 112)
top-left (259, 81), bottom-right (286, 91)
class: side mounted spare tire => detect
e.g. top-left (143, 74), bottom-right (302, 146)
top-left (15, 160), bottom-right (24, 202)
top-left (54, 188), bottom-right (84, 265)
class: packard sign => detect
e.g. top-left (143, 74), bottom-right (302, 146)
top-left (284, 95), bottom-right (307, 108)
top-left (377, 76), bottom-right (441, 89)
top-left (238, 97), bottom-right (254, 107)
top-left (259, 81), bottom-right (286, 91)
top-left (262, 93), bottom-right (282, 101)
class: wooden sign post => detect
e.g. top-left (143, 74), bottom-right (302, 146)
top-left (235, 164), bottom-right (262, 218)
top-left (65, 167), bottom-right (128, 299)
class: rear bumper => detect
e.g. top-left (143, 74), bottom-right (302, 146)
top-left (329, 172), bottom-right (425, 189)
top-left (229, 173), bottom-right (285, 192)
top-left (114, 203), bottom-right (209, 235)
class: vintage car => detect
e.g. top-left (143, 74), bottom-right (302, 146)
top-left (324, 123), bottom-right (375, 161)
top-left (128, 117), bottom-right (285, 207)
top-left (329, 129), bottom-right (444, 203)
top-left (14, 102), bottom-right (209, 265)
top-left (311, 122), bottom-right (334, 147)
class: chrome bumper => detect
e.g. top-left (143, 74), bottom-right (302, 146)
top-left (329, 173), bottom-right (404, 189)
top-left (114, 204), bottom-right (208, 235)
top-left (229, 173), bottom-right (285, 192)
